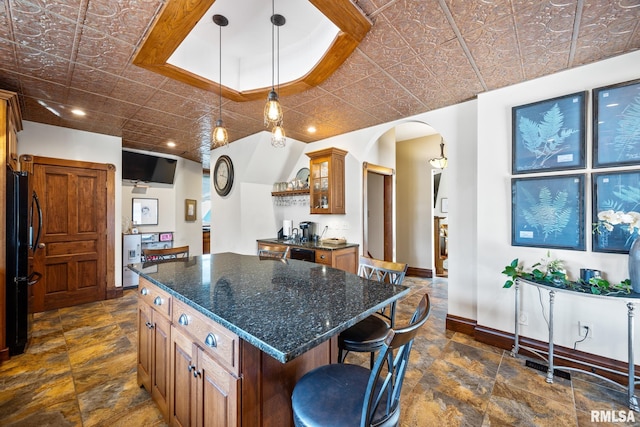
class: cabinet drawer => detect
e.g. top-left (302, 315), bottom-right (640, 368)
top-left (172, 298), bottom-right (240, 375)
top-left (315, 250), bottom-right (332, 266)
top-left (138, 278), bottom-right (172, 319)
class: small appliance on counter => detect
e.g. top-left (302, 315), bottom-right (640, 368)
top-left (299, 221), bottom-right (315, 243)
top-left (283, 220), bottom-right (293, 239)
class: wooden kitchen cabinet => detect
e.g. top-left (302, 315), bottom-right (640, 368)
top-left (307, 147), bottom-right (347, 214)
top-left (137, 280), bottom-right (172, 420)
top-left (315, 247), bottom-right (358, 274)
top-left (170, 299), bottom-right (240, 427)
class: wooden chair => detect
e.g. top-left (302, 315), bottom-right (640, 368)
top-left (257, 245), bottom-right (290, 260)
top-left (338, 256), bottom-right (408, 368)
top-left (292, 294), bottom-right (431, 427)
top-left (142, 245), bottom-right (189, 262)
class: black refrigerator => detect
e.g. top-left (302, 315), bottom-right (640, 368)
top-left (6, 165), bottom-right (42, 355)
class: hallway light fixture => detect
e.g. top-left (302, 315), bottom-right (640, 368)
top-left (429, 137), bottom-right (448, 169)
top-left (212, 14), bottom-right (229, 148)
top-left (265, 0), bottom-right (286, 147)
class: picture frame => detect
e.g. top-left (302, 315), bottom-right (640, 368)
top-left (512, 91), bottom-right (586, 174)
top-left (592, 170), bottom-right (640, 253)
top-left (593, 78), bottom-right (640, 168)
top-left (512, 174), bottom-right (585, 250)
top-left (132, 198), bottom-right (158, 226)
top-left (185, 199), bottom-right (197, 221)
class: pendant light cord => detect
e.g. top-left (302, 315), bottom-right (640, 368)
top-left (271, 0), bottom-right (275, 91)
top-left (218, 22), bottom-right (222, 121)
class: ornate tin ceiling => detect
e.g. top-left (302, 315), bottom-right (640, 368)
top-left (0, 0), bottom-right (639, 168)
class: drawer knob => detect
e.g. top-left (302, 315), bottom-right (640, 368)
top-left (145, 321), bottom-right (154, 329)
top-left (178, 314), bottom-right (189, 326)
top-left (153, 296), bottom-right (163, 306)
top-left (320, 255), bottom-right (326, 259)
top-left (205, 333), bottom-right (217, 348)
top-left (140, 287), bottom-right (149, 296)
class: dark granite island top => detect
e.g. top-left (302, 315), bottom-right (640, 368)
top-left (130, 252), bottom-right (409, 363)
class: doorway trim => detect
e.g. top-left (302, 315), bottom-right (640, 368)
top-left (362, 162), bottom-right (394, 261)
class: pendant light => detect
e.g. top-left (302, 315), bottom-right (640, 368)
top-left (429, 137), bottom-right (448, 169)
top-left (264, 0), bottom-right (286, 148)
top-left (212, 14), bottom-right (228, 148)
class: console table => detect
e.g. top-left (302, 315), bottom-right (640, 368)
top-left (511, 277), bottom-right (640, 411)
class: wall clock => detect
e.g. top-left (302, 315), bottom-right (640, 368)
top-left (214, 155), bottom-right (234, 196)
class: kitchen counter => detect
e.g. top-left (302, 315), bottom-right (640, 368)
top-left (257, 237), bottom-right (359, 250)
top-left (130, 252), bottom-right (408, 363)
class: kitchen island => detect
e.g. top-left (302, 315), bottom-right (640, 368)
top-left (131, 253), bottom-right (409, 426)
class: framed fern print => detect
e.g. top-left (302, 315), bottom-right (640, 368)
top-left (592, 171), bottom-right (640, 253)
top-left (512, 174), bottom-right (585, 250)
top-left (593, 78), bottom-right (640, 168)
top-left (512, 92), bottom-right (586, 174)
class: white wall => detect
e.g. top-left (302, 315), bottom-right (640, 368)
top-left (476, 50), bottom-right (640, 362)
top-left (17, 121), bottom-right (123, 286)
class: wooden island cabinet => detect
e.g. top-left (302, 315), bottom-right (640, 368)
top-left (133, 253), bottom-right (409, 426)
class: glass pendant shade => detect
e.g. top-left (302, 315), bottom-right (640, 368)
top-left (429, 139), bottom-right (448, 169)
top-left (271, 124), bottom-right (286, 148)
top-left (264, 90), bottom-right (283, 126)
top-left (213, 119), bottom-right (228, 147)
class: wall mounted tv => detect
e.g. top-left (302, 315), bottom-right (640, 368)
top-left (122, 151), bottom-right (177, 184)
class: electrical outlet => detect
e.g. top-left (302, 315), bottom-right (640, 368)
top-left (518, 312), bottom-right (529, 326)
top-left (341, 221), bottom-right (350, 230)
top-left (579, 321), bottom-right (593, 338)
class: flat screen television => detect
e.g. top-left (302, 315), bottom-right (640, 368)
top-left (122, 151), bottom-right (177, 184)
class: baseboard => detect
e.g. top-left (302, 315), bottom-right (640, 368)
top-left (0, 347), bottom-right (9, 363)
top-left (406, 267), bottom-right (432, 278)
top-left (106, 288), bottom-right (124, 299)
top-left (446, 315), bottom-right (638, 387)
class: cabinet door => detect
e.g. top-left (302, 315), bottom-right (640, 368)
top-left (152, 312), bottom-right (171, 419)
top-left (170, 327), bottom-right (198, 427)
top-left (137, 301), bottom-right (153, 390)
top-left (197, 348), bottom-right (240, 427)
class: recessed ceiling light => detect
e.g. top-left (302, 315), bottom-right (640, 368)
top-left (71, 109), bottom-right (86, 116)
top-left (307, 126), bottom-right (316, 133)
top-left (167, 141), bottom-right (176, 148)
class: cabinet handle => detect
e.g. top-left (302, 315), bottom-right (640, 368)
top-left (140, 287), bottom-right (149, 296)
top-left (188, 364), bottom-right (196, 372)
top-left (178, 314), bottom-right (189, 326)
top-left (193, 369), bottom-right (201, 378)
top-left (153, 296), bottom-right (163, 306)
top-left (145, 321), bottom-right (154, 329)
top-left (205, 333), bottom-right (217, 348)
top-left (320, 255), bottom-right (326, 259)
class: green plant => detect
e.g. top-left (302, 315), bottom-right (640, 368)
top-left (584, 278), bottom-right (631, 295)
top-left (502, 259), bottom-right (530, 288)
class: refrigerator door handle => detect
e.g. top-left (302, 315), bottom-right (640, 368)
top-left (31, 191), bottom-right (43, 254)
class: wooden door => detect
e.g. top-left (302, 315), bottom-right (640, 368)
top-left (31, 160), bottom-right (108, 311)
top-left (152, 312), bottom-right (171, 419)
top-left (138, 301), bottom-right (153, 390)
top-left (170, 327), bottom-right (197, 427)
top-left (197, 347), bottom-right (239, 427)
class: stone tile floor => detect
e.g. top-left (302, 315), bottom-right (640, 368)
top-left (0, 277), bottom-right (635, 426)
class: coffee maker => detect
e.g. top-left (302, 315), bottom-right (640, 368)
top-left (299, 221), bottom-right (315, 243)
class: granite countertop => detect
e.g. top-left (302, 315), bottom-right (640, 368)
top-left (130, 253), bottom-right (408, 363)
top-left (257, 238), bottom-right (359, 251)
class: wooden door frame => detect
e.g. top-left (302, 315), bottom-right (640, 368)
top-left (20, 155), bottom-right (119, 299)
top-left (362, 162), bottom-right (394, 262)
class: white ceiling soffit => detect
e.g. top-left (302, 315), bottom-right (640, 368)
top-left (395, 122), bottom-right (438, 142)
top-left (168, 0), bottom-right (339, 92)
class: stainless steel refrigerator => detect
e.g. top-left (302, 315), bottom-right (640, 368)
top-left (6, 165), bottom-right (42, 355)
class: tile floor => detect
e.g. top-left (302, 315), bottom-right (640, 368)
top-left (0, 277), bottom-right (636, 426)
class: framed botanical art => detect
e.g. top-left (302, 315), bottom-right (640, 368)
top-left (512, 174), bottom-right (585, 250)
top-left (592, 170), bottom-right (640, 253)
top-left (512, 91), bottom-right (586, 174)
top-left (593, 78), bottom-right (640, 168)
top-left (132, 198), bottom-right (158, 226)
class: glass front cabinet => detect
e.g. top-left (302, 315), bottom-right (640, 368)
top-left (307, 147), bottom-right (347, 214)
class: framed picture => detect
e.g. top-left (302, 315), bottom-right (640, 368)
top-left (512, 91), bottom-right (586, 174)
top-left (185, 199), bottom-right (197, 221)
top-left (132, 198), bottom-right (158, 226)
top-left (593, 78), bottom-right (640, 168)
top-left (592, 170), bottom-right (640, 253)
top-left (512, 174), bottom-right (585, 250)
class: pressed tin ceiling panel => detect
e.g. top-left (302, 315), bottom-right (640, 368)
top-left (0, 0), bottom-right (639, 168)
